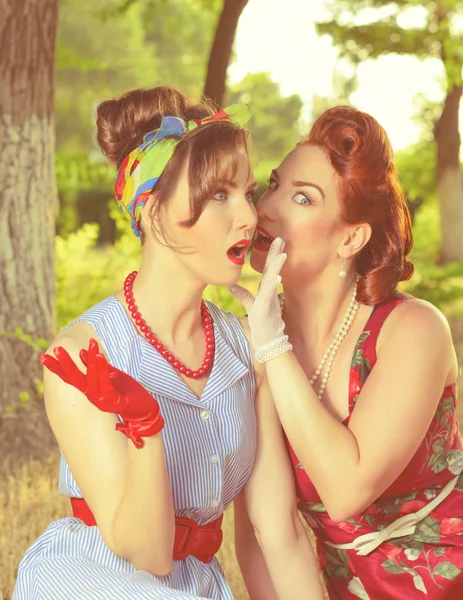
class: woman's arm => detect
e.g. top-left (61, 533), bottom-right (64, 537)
top-left (236, 318), bottom-right (325, 600)
top-left (234, 492), bottom-right (280, 600)
top-left (43, 323), bottom-right (175, 575)
top-left (266, 299), bottom-right (459, 522)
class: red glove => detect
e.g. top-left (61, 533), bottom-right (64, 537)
top-left (41, 338), bottom-right (165, 448)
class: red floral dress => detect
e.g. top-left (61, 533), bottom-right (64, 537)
top-left (287, 292), bottom-right (463, 599)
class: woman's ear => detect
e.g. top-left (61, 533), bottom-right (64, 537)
top-left (338, 222), bottom-right (372, 259)
top-left (138, 194), bottom-right (157, 238)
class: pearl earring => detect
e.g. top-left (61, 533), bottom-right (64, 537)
top-left (339, 257), bottom-right (347, 278)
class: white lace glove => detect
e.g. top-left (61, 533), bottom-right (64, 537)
top-left (229, 237), bottom-right (293, 363)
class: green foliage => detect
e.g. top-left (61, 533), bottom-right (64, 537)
top-left (410, 203), bottom-right (440, 264)
top-left (55, 153), bottom-right (115, 235)
top-left (55, 0), bottom-right (223, 155)
top-left (317, 1), bottom-right (463, 88)
top-left (55, 208), bottom-right (140, 330)
top-left (395, 140), bottom-right (437, 206)
top-left (56, 154), bottom-right (114, 191)
top-left (141, 0), bottom-right (222, 97)
top-left (56, 0), bottom-right (159, 154)
top-left (401, 203), bottom-right (463, 314)
top-left (227, 73), bottom-right (303, 166)
top-left (402, 259), bottom-right (463, 315)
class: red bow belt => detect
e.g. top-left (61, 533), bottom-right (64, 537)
top-left (71, 497), bottom-right (223, 563)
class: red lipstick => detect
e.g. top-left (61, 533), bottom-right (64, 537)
top-left (227, 239), bottom-right (251, 265)
top-left (253, 225), bottom-right (276, 252)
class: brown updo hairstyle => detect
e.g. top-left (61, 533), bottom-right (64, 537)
top-left (96, 86), bottom-right (250, 240)
top-left (304, 106), bottom-right (414, 305)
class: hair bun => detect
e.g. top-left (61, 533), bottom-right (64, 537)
top-left (96, 87), bottom-right (214, 167)
top-left (309, 106), bottom-right (393, 184)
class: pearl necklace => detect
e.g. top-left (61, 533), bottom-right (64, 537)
top-left (279, 277), bottom-right (360, 400)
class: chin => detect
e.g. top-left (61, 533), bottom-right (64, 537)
top-left (225, 271), bottom-right (243, 286)
top-left (206, 267), bottom-right (243, 288)
top-left (249, 250), bottom-right (264, 274)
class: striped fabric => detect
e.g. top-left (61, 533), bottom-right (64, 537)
top-left (13, 296), bottom-right (256, 600)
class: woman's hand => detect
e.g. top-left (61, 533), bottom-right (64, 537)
top-left (230, 237), bottom-right (292, 363)
top-left (41, 338), bottom-right (164, 447)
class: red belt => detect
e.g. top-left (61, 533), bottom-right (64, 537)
top-left (70, 497), bottom-right (223, 563)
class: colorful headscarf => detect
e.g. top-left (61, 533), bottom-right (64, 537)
top-left (114, 103), bottom-right (251, 236)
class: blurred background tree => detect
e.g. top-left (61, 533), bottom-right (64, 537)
top-left (0, 0), bottom-right (59, 426)
top-left (227, 72), bottom-right (303, 185)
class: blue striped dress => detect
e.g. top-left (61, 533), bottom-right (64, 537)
top-left (13, 296), bottom-right (256, 600)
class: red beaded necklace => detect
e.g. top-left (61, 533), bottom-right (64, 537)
top-left (123, 271), bottom-right (215, 379)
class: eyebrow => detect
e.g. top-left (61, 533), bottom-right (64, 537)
top-left (248, 180), bottom-right (259, 192)
top-left (271, 169), bottom-right (325, 201)
top-left (292, 180), bottom-right (325, 201)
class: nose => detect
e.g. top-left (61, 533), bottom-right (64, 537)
top-left (236, 197), bottom-right (258, 232)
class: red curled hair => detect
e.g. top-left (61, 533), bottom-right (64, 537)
top-left (304, 106), bottom-right (414, 305)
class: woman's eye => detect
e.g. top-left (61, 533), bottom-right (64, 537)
top-left (293, 192), bottom-right (312, 206)
top-left (268, 179), bottom-right (278, 191)
top-left (213, 191), bottom-right (228, 202)
top-left (245, 191), bottom-right (255, 203)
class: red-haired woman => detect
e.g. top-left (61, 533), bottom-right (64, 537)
top-left (232, 106), bottom-right (463, 599)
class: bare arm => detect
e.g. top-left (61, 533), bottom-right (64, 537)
top-left (236, 317), bottom-right (325, 600)
top-left (266, 299), bottom-right (459, 522)
top-left (234, 492), bottom-right (280, 600)
top-left (43, 323), bottom-right (175, 575)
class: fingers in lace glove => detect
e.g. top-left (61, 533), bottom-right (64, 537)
top-left (228, 284), bottom-right (255, 313)
top-left (229, 238), bottom-right (289, 362)
top-left (229, 239), bottom-right (286, 310)
top-left (262, 237), bottom-right (285, 277)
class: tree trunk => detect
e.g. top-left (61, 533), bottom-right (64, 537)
top-left (0, 0), bottom-right (60, 461)
top-left (434, 84), bottom-right (463, 264)
top-left (203, 0), bottom-right (248, 107)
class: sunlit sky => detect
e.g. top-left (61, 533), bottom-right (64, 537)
top-left (230, 0), bottom-right (463, 151)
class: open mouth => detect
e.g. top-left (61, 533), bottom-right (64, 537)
top-left (227, 239), bottom-right (251, 265)
top-left (253, 226), bottom-right (275, 252)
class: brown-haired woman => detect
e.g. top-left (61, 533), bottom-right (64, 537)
top-left (12, 87), bottom-right (324, 600)
top-left (232, 106), bottom-right (463, 599)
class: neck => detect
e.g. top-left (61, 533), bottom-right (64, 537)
top-left (283, 272), bottom-right (358, 349)
top-left (123, 247), bottom-right (207, 347)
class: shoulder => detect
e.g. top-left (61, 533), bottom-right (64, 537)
top-left (49, 296), bottom-right (120, 359)
top-left (47, 321), bottom-right (106, 360)
top-left (378, 297), bottom-right (456, 375)
top-left (382, 297), bottom-right (452, 343)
